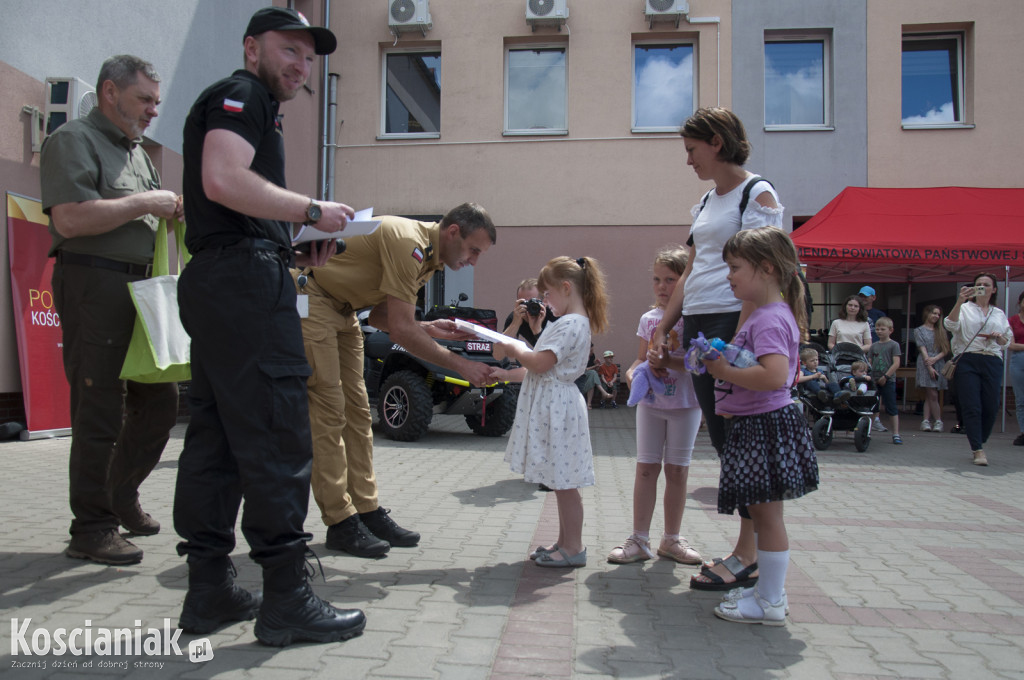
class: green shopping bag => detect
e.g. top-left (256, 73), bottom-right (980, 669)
top-left (119, 218), bottom-right (191, 383)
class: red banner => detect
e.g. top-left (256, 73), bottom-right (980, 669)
top-left (6, 193), bottom-right (70, 438)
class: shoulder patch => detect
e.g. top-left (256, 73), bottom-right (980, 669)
top-left (411, 247), bottom-right (424, 263)
top-left (223, 98), bottom-right (244, 113)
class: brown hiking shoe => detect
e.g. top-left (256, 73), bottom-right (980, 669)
top-left (116, 500), bottom-right (160, 536)
top-left (66, 529), bottom-right (143, 565)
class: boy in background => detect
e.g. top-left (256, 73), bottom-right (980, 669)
top-left (597, 350), bottom-right (620, 408)
top-left (868, 318), bottom-right (902, 444)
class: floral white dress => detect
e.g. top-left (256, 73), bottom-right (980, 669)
top-left (504, 314), bottom-right (595, 489)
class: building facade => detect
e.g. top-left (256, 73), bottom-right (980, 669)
top-left (1, 0), bottom-right (1021, 424)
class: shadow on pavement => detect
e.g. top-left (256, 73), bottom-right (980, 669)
top-left (451, 477), bottom-right (538, 506)
top-left (579, 564), bottom-right (808, 678)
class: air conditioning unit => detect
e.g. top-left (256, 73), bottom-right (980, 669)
top-left (44, 77), bottom-right (97, 136)
top-left (645, 0), bottom-right (689, 28)
top-left (526, 0), bottom-right (568, 32)
top-left (388, 0), bottom-right (432, 37)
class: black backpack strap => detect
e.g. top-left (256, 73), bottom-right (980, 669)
top-left (738, 175), bottom-right (774, 217)
top-left (686, 189), bottom-right (715, 247)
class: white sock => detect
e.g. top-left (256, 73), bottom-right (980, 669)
top-left (755, 549), bottom-right (790, 603)
top-left (662, 533), bottom-right (679, 541)
top-left (734, 549), bottom-right (789, 618)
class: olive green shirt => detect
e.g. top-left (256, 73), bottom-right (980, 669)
top-left (40, 108), bottom-right (161, 263)
top-left (310, 216), bottom-right (443, 310)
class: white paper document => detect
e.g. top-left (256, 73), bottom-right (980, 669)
top-left (291, 207), bottom-right (381, 245)
top-left (453, 319), bottom-right (530, 353)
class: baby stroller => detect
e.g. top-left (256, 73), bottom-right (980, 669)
top-left (799, 342), bottom-right (879, 452)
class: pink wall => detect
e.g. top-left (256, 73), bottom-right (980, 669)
top-left (330, 0), bottom-right (733, 363)
top-left (866, 0), bottom-right (1023, 187)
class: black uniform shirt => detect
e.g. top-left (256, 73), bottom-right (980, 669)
top-left (182, 69), bottom-right (291, 253)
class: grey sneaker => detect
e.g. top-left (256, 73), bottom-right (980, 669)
top-left (66, 529), bottom-right (142, 565)
top-left (872, 417), bottom-right (887, 432)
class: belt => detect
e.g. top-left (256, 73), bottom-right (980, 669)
top-left (56, 250), bottom-right (151, 277)
top-left (226, 237), bottom-right (292, 260)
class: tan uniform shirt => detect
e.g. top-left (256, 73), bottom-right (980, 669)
top-left (310, 216), bottom-right (443, 310)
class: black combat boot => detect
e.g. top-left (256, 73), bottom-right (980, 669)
top-left (359, 507), bottom-right (420, 547)
top-left (178, 556), bottom-right (261, 634)
top-left (325, 514), bottom-right (390, 557)
top-left (254, 549), bottom-right (366, 646)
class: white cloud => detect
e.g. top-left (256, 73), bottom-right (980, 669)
top-left (901, 101), bottom-right (955, 125)
top-left (765, 60), bottom-right (823, 125)
top-left (507, 52), bottom-right (566, 129)
top-left (635, 54), bottom-right (693, 128)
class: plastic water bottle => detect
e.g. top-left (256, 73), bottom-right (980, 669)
top-left (709, 338), bottom-right (759, 368)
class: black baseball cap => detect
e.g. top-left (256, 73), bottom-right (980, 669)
top-left (244, 6), bottom-right (337, 55)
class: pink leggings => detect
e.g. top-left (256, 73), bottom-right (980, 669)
top-left (635, 405), bottom-right (702, 467)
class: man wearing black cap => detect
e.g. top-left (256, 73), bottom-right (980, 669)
top-left (173, 6), bottom-right (364, 646)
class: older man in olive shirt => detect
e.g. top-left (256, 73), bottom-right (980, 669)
top-left (40, 55), bottom-right (183, 566)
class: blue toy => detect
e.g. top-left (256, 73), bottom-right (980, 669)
top-left (683, 332), bottom-right (758, 374)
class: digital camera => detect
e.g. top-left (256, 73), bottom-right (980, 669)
top-left (525, 298), bottom-right (544, 317)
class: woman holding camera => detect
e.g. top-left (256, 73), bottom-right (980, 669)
top-left (943, 273), bottom-right (1012, 466)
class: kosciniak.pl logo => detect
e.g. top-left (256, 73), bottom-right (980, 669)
top-left (9, 618), bottom-right (213, 669)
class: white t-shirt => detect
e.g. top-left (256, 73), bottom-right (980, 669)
top-left (682, 177), bottom-right (785, 316)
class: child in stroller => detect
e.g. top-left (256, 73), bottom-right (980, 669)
top-left (846, 361), bottom-right (872, 395)
top-left (799, 342), bottom-right (880, 452)
top-left (798, 347), bottom-right (852, 407)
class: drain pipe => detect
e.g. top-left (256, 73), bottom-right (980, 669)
top-left (318, 0), bottom-right (332, 200)
top-left (326, 73), bottom-right (339, 202)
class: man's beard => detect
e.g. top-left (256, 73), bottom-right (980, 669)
top-left (115, 101), bottom-right (146, 139)
top-left (257, 61), bottom-right (300, 102)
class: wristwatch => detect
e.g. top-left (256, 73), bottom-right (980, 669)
top-left (305, 199), bottom-right (322, 225)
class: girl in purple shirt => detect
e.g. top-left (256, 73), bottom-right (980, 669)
top-left (699, 227), bottom-right (819, 626)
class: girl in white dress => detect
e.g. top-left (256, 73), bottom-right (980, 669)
top-left (491, 256), bottom-right (609, 568)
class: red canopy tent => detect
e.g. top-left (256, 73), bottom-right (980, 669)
top-left (792, 186), bottom-right (1024, 283)
top-left (792, 186), bottom-right (1024, 430)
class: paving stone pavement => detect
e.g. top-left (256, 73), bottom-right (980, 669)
top-left (1, 406), bottom-right (1023, 679)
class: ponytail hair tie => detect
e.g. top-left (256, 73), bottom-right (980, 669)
top-left (576, 257), bottom-right (586, 269)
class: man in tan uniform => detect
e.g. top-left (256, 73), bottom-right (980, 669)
top-left (296, 203), bottom-right (496, 557)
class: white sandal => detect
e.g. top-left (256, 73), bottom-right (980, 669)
top-left (714, 589), bottom-right (786, 626)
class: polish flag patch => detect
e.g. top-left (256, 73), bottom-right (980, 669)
top-left (411, 247), bottom-right (424, 263)
top-left (223, 98), bottom-right (244, 113)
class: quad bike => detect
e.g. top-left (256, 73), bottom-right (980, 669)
top-left (362, 294), bottom-right (519, 442)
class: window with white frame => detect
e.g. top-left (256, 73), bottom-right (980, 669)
top-left (632, 42), bottom-right (695, 131)
top-left (504, 46), bottom-right (567, 134)
top-left (902, 33), bottom-right (965, 127)
top-left (764, 32), bottom-right (831, 129)
top-left (382, 50), bottom-right (441, 137)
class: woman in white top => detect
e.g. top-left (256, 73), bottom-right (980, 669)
top-left (943, 273), bottom-right (1012, 466)
top-left (828, 295), bottom-right (872, 352)
top-left (649, 107), bottom-right (784, 592)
